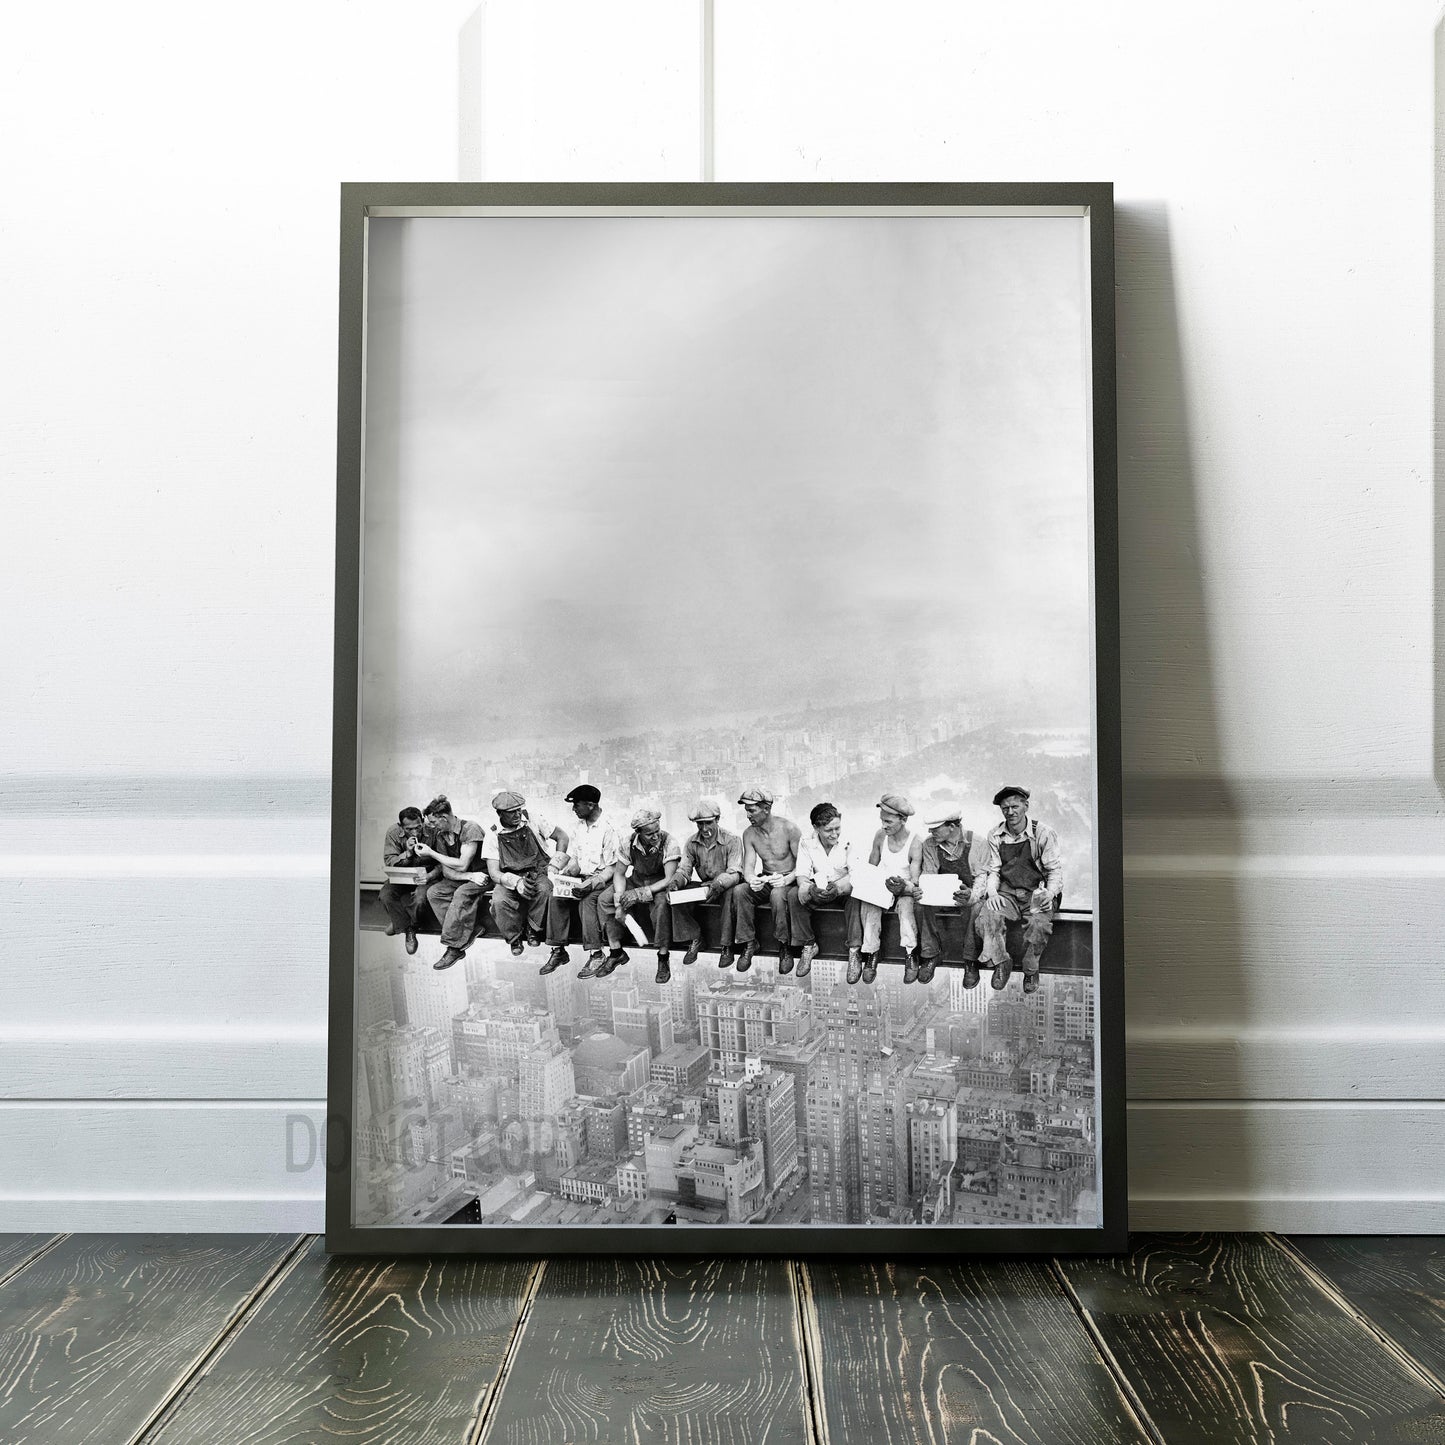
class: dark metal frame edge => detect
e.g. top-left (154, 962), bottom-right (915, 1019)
top-left (326, 181), bottom-right (1126, 1257)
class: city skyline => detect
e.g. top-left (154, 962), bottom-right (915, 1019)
top-left (353, 934), bottom-right (1098, 1231)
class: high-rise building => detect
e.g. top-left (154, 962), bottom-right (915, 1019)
top-left (697, 981), bottom-right (810, 1070)
top-left (907, 1097), bottom-right (958, 1200)
top-left (401, 959), bottom-right (470, 1069)
top-left (759, 1029), bottom-right (825, 1171)
top-left (660, 970), bottom-right (698, 1030)
top-left (949, 967), bottom-right (989, 1017)
top-left (583, 1096), bottom-right (630, 1160)
top-left (858, 1055), bottom-right (907, 1221)
top-left (518, 1038), bottom-right (576, 1121)
top-left (451, 1004), bottom-right (553, 1077)
top-left (544, 969), bottom-right (579, 1030)
top-left (714, 1060), bottom-right (799, 1195)
top-left (814, 987), bottom-right (892, 1094)
top-left (614, 994), bottom-right (675, 1056)
top-left (357, 963), bottom-right (399, 1030)
top-left (806, 1075), bottom-right (858, 1222)
top-left (361, 1021), bottom-right (447, 1115)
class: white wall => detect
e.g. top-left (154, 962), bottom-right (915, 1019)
top-left (3, 0), bottom-right (1442, 1231)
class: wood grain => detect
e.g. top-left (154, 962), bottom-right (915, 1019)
top-left (1057, 1233), bottom-right (1445, 1444)
top-left (0, 1234), bottom-right (298, 1445)
top-left (481, 1255), bottom-right (810, 1445)
top-left (1284, 1236), bottom-right (1445, 1387)
top-left (0, 1237), bottom-right (59, 1286)
top-left (802, 1257), bottom-right (1147, 1445)
top-left (146, 1237), bottom-right (536, 1445)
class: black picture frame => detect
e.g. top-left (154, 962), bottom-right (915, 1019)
top-left (327, 182), bottom-right (1125, 1256)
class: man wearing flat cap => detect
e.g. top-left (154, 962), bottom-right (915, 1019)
top-left (600, 808), bottom-right (683, 983)
top-left (856, 793), bottom-right (925, 985)
top-left (919, 806), bottom-right (986, 987)
top-left (670, 798), bottom-right (745, 968)
top-left (731, 787), bottom-right (801, 973)
top-left (482, 790), bottom-right (569, 962)
top-left (978, 785), bottom-right (1063, 993)
top-left (548, 783), bottom-right (627, 978)
top-left (411, 795), bottom-right (490, 972)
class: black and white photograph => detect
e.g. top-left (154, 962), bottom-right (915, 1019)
top-left (331, 187), bottom-right (1123, 1252)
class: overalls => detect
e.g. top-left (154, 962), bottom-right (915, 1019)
top-left (919, 830), bottom-right (979, 963)
top-left (978, 827), bottom-right (1056, 972)
top-left (601, 831), bottom-right (674, 951)
top-left (489, 821), bottom-right (553, 945)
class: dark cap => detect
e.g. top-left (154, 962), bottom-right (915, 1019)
top-left (992, 786), bottom-right (1030, 806)
top-left (564, 783), bottom-right (602, 805)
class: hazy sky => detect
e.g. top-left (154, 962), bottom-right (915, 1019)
top-left (359, 212), bottom-right (1093, 762)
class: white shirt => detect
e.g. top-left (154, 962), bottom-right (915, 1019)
top-left (567, 810), bottom-right (623, 875)
top-left (795, 833), bottom-right (852, 887)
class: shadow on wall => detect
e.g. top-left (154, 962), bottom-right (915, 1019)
top-left (1436, 19), bottom-right (1445, 797)
top-left (1115, 203), bottom-right (1244, 1222)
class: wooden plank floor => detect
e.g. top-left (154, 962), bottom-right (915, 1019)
top-left (0, 1234), bottom-right (1440, 1445)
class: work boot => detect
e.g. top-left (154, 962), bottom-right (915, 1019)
top-left (509, 938), bottom-right (525, 957)
top-left (404, 931), bottom-right (418, 956)
top-left (798, 943), bottom-right (817, 979)
top-left (860, 953), bottom-right (878, 985)
top-left (683, 939), bottom-right (702, 967)
top-left (737, 942), bottom-right (756, 973)
top-left (990, 958), bottom-right (1013, 990)
top-left (578, 951), bottom-right (606, 979)
top-left (846, 947), bottom-right (863, 985)
top-left (597, 948), bottom-right (629, 977)
top-left (962, 961), bottom-right (981, 989)
top-left (384, 921), bottom-right (400, 937)
top-left (779, 950), bottom-right (795, 976)
top-left (539, 947), bottom-right (569, 975)
top-left (916, 955), bottom-right (937, 984)
top-left (718, 948), bottom-right (734, 969)
top-left (525, 928), bottom-right (544, 948)
top-left (903, 949), bottom-right (920, 984)
top-left (655, 953), bottom-right (671, 984)
top-left (432, 946), bottom-right (466, 972)
top-left (1022, 969), bottom-right (1040, 994)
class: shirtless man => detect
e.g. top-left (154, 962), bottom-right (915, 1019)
top-left (729, 786), bottom-right (801, 973)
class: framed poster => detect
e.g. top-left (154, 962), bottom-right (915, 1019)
top-left (327, 184), bottom-right (1124, 1255)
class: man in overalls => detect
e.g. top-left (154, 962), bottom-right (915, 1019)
top-left (918, 806), bottom-right (986, 988)
top-left (482, 790), bottom-right (568, 964)
top-left (977, 786), bottom-right (1063, 994)
top-left (670, 798), bottom-right (744, 969)
top-left (600, 808), bottom-right (682, 984)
